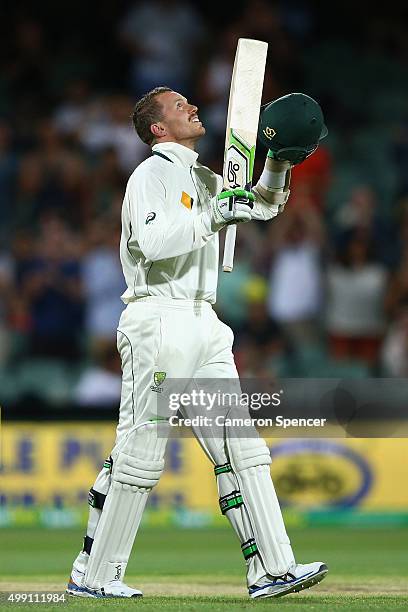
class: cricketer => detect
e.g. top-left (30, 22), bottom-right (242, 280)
top-left (67, 86), bottom-right (328, 599)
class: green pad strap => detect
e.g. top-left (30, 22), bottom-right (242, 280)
top-left (241, 538), bottom-right (258, 560)
top-left (219, 490), bottom-right (243, 515)
top-left (103, 456), bottom-right (113, 472)
top-left (214, 463), bottom-right (233, 476)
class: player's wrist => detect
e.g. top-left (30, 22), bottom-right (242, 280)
top-left (210, 196), bottom-right (227, 230)
top-left (260, 156), bottom-right (290, 191)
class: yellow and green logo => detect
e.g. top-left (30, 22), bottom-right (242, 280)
top-left (263, 126), bottom-right (276, 140)
top-left (154, 372), bottom-right (166, 387)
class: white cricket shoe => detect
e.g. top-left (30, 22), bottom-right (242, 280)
top-left (67, 575), bottom-right (142, 598)
top-left (249, 561), bottom-right (328, 599)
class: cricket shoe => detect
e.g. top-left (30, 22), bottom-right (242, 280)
top-left (67, 575), bottom-right (142, 598)
top-left (249, 561), bottom-right (328, 599)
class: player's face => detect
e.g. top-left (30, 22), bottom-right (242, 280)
top-left (155, 91), bottom-right (205, 146)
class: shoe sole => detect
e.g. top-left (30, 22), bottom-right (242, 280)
top-left (251, 564), bottom-right (329, 599)
top-left (67, 585), bottom-right (143, 599)
top-left (67, 587), bottom-right (98, 598)
top-left (291, 564), bottom-right (328, 595)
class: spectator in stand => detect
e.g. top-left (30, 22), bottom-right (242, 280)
top-left (381, 302), bottom-right (408, 377)
top-left (325, 230), bottom-right (388, 367)
top-left (53, 78), bottom-right (91, 139)
top-left (73, 339), bottom-right (122, 407)
top-left (5, 19), bottom-right (50, 109)
top-left (81, 219), bottom-right (126, 345)
top-left (18, 216), bottom-right (84, 362)
top-left (80, 94), bottom-right (149, 173)
top-left (385, 206), bottom-right (408, 317)
top-left (267, 206), bottom-right (325, 346)
top-left (7, 231), bottom-right (33, 340)
top-left (14, 120), bottom-right (90, 231)
top-left (235, 277), bottom-right (290, 378)
top-left (118, 0), bottom-right (206, 97)
top-left (0, 251), bottom-right (14, 364)
top-left (290, 145), bottom-right (332, 211)
top-left (13, 153), bottom-right (44, 232)
top-left (391, 120), bottom-right (408, 197)
top-left (239, 0), bottom-right (303, 91)
top-left (215, 225), bottom-right (264, 329)
top-left (0, 121), bottom-right (18, 246)
top-left (90, 147), bottom-right (127, 219)
top-left (331, 183), bottom-right (395, 265)
top-left (333, 184), bottom-right (377, 233)
top-left (198, 28), bottom-right (238, 157)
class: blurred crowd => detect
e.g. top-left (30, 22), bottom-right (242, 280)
top-left (1, 1), bottom-right (408, 409)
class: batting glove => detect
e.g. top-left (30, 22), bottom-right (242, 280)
top-left (209, 188), bottom-right (254, 231)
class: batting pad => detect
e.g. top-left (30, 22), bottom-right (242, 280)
top-left (227, 435), bottom-right (295, 577)
top-left (216, 466), bottom-right (271, 586)
top-left (192, 422), bottom-right (294, 584)
top-left (84, 422), bottom-right (169, 589)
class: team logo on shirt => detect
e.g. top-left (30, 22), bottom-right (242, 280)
top-left (151, 371), bottom-right (167, 393)
top-left (146, 212), bottom-right (156, 224)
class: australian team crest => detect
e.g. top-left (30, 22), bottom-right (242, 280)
top-left (151, 371), bottom-right (166, 393)
top-left (154, 371), bottom-right (166, 386)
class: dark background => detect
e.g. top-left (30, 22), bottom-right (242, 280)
top-left (1, 0), bottom-right (408, 417)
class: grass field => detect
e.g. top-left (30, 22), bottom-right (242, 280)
top-left (1, 525), bottom-right (408, 610)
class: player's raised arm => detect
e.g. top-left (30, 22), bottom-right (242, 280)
top-left (251, 155), bottom-right (292, 221)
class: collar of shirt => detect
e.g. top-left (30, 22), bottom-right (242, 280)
top-left (152, 142), bottom-right (199, 168)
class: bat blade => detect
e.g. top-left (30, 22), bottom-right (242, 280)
top-left (222, 38), bottom-right (268, 272)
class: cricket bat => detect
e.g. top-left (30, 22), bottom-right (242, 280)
top-left (222, 38), bottom-right (268, 272)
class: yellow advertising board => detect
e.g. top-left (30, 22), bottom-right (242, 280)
top-left (1, 423), bottom-right (408, 512)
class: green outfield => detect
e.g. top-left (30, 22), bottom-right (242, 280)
top-left (1, 525), bottom-right (408, 610)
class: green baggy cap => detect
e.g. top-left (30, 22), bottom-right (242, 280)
top-left (258, 93), bottom-right (328, 164)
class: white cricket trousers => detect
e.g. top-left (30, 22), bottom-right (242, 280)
top-left (115, 297), bottom-right (238, 444)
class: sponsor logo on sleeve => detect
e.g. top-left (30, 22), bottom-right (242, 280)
top-left (146, 212), bottom-right (156, 224)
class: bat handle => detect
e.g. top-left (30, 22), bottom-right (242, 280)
top-left (222, 224), bottom-right (237, 272)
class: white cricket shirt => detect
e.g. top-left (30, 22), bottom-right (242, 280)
top-left (120, 142), bottom-right (278, 304)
